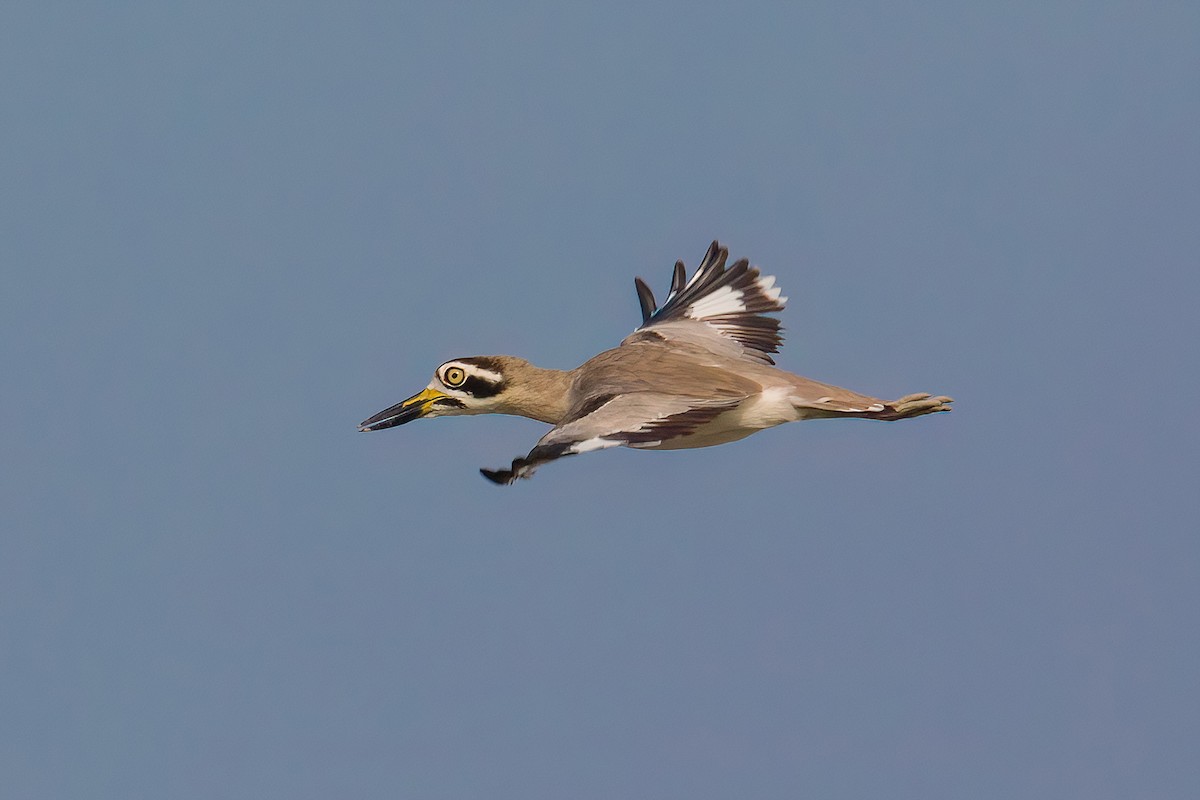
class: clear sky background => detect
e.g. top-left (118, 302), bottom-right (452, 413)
top-left (3, 3), bottom-right (1198, 798)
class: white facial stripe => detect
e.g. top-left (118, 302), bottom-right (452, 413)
top-left (428, 380), bottom-right (470, 398)
top-left (469, 365), bottom-right (504, 383)
top-left (442, 363), bottom-right (504, 384)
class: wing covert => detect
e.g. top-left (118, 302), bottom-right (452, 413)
top-left (480, 393), bottom-right (743, 484)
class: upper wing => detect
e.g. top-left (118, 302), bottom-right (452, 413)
top-left (625, 240), bottom-right (788, 364)
top-left (479, 393), bottom-right (744, 485)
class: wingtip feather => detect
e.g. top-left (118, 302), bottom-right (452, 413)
top-left (634, 277), bottom-right (657, 323)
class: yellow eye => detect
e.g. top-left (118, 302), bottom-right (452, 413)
top-left (443, 366), bottom-right (466, 387)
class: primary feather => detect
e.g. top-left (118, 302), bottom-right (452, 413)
top-left (628, 241), bottom-right (787, 364)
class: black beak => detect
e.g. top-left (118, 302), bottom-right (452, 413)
top-left (358, 388), bottom-right (446, 431)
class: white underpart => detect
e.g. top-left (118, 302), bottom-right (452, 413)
top-left (867, 403), bottom-right (884, 412)
top-left (736, 386), bottom-right (801, 427)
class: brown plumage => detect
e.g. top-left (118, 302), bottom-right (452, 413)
top-left (360, 241), bottom-right (952, 484)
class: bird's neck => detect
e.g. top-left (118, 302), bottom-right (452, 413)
top-left (497, 365), bottom-right (574, 424)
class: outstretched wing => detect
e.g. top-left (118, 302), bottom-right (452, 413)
top-left (625, 240), bottom-right (788, 364)
top-left (480, 393), bottom-right (744, 485)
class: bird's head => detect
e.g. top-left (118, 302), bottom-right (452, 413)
top-left (358, 356), bottom-right (520, 431)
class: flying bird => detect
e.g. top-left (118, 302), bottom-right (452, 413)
top-left (360, 241), bottom-right (952, 484)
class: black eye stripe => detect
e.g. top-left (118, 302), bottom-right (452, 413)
top-left (460, 374), bottom-right (503, 398)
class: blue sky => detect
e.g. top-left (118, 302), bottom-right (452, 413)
top-left (3, 3), bottom-right (1198, 798)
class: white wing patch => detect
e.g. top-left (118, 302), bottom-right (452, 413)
top-left (685, 276), bottom-right (784, 322)
top-left (567, 436), bottom-right (620, 455)
top-left (630, 241), bottom-right (789, 364)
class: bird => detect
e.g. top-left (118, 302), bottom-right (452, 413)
top-left (359, 241), bottom-right (952, 484)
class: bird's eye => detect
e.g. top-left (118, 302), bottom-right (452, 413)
top-left (443, 366), bottom-right (467, 387)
